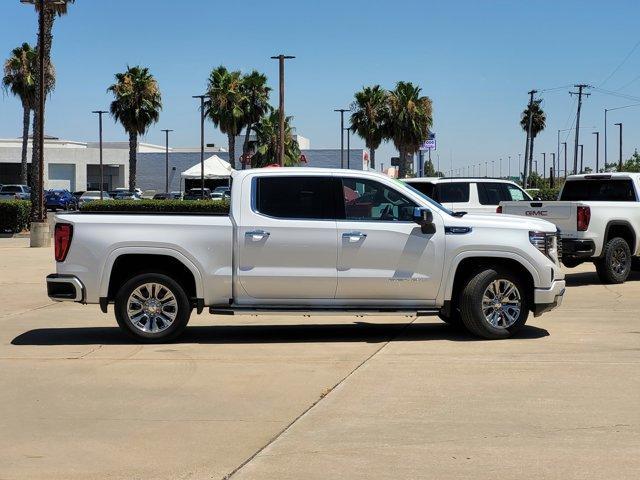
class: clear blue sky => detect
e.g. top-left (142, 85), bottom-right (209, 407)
top-left (2, 0), bottom-right (640, 174)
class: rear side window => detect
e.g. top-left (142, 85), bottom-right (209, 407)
top-left (433, 182), bottom-right (470, 203)
top-left (255, 176), bottom-right (337, 219)
top-left (478, 182), bottom-right (510, 205)
top-left (407, 182), bottom-right (435, 198)
top-left (560, 179), bottom-right (637, 201)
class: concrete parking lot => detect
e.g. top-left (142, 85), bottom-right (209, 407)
top-left (0, 237), bottom-right (638, 480)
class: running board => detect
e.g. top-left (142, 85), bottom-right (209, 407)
top-left (209, 306), bottom-right (439, 317)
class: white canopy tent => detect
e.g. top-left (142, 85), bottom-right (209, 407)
top-left (180, 154), bottom-right (233, 179)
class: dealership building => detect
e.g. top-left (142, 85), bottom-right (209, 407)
top-left (0, 134), bottom-right (365, 193)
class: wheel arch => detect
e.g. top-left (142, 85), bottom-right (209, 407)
top-left (100, 247), bottom-right (204, 304)
top-left (603, 220), bottom-right (636, 255)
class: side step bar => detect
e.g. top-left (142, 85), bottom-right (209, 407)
top-left (209, 306), bottom-right (439, 317)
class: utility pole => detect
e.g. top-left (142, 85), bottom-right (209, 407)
top-left (615, 123), bottom-right (623, 170)
top-left (161, 129), bottom-right (173, 193)
top-left (550, 153), bottom-right (556, 181)
top-left (570, 84), bottom-right (591, 174)
top-left (192, 94), bottom-right (208, 199)
top-left (499, 158), bottom-right (502, 178)
top-left (523, 89), bottom-right (537, 188)
top-left (542, 153), bottom-right (546, 179)
top-left (92, 110), bottom-right (107, 200)
top-left (562, 142), bottom-right (568, 178)
top-left (271, 54), bottom-right (295, 166)
top-left (593, 131), bottom-right (600, 173)
top-left (334, 109), bottom-right (348, 168)
top-left (579, 144), bottom-right (584, 173)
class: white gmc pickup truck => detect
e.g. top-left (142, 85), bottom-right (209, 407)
top-left (501, 173), bottom-right (640, 284)
top-left (47, 168), bottom-right (565, 342)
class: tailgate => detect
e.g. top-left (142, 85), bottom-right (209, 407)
top-left (500, 201), bottom-right (577, 231)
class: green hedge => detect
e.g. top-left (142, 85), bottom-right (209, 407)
top-left (80, 199), bottom-right (230, 214)
top-left (0, 200), bottom-right (31, 233)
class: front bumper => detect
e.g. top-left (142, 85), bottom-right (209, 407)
top-left (533, 279), bottom-right (565, 316)
top-left (46, 274), bottom-right (85, 302)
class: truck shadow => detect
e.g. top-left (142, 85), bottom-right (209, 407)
top-left (565, 270), bottom-right (640, 287)
top-left (11, 322), bottom-right (549, 346)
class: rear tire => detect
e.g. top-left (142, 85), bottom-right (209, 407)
top-left (595, 237), bottom-right (631, 284)
top-left (459, 268), bottom-right (529, 339)
top-left (114, 273), bottom-right (191, 343)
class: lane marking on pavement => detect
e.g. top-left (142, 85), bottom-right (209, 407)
top-left (222, 318), bottom-right (418, 480)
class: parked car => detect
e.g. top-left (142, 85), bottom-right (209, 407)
top-left (0, 184), bottom-right (31, 201)
top-left (500, 173), bottom-right (640, 283)
top-left (210, 190), bottom-right (230, 201)
top-left (153, 192), bottom-right (182, 200)
top-left (112, 191), bottom-right (142, 201)
top-left (47, 168), bottom-right (565, 343)
top-left (45, 189), bottom-right (77, 211)
top-left (113, 187), bottom-right (143, 197)
top-left (183, 188), bottom-right (212, 200)
top-left (403, 177), bottom-right (532, 213)
top-left (77, 191), bottom-right (112, 207)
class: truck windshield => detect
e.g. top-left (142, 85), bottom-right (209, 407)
top-left (400, 182), bottom-right (455, 216)
top-left (560, 179), bottom-right (636, 201)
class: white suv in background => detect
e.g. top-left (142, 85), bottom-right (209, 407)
top-left (403, 177), bottom-right (532, 213)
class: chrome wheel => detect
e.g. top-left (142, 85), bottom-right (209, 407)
top-left (126, 282), bottom-right (178, 333)
top-left (481, 279), bottom-right (522, 329)
top-left (611, 246), bottom-right (629, 275)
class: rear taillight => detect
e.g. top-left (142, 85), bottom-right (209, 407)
top-left (496, 206), bottom-right (503, 214)
top-left (54, 223), bottom-right (73, 262)
top-left (577, 206), bottom-right (590, 231)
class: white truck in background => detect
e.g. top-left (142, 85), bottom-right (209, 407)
top-left (500, 173), bottom-right (640, 283)
top-left (47, 168), bottom-right (565, 342)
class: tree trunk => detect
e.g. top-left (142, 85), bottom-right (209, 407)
top-left (370, 147), bottom-right (376, 170)
top-left (129, 131), bottom-right (137, 192)
top-left (228, 132), bottom-right (236, 170)
top-left (21, 103), bottom-right (30, 185)
top-left (398, 147), bottom-right (406, 178)
top-left (29, 8), bottom-right (55, 221)
top-left (242, 124), bottom-right (252, 169)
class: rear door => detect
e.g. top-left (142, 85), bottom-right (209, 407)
top-left (335, 175), bottom-right (445, 304)
top-left (236, 175), bottom-right (339, 303)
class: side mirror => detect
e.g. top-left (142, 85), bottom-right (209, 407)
top-left (413, 207), bottom-right (436, 234)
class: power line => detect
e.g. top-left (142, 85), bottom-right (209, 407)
top-left (614, 72), bottom-right (640, 92)
top-left (593, 87), bottom-right (640, 103)
top-left (598, 38), bottom-right (640, 87)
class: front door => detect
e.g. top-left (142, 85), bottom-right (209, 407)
top-left (335, 176), bottom-right (445, 303)
top-left (236, 175), bottom-right (338, 303)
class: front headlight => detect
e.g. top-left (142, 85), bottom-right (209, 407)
top-left (529, 231), bottom-right (559, 264)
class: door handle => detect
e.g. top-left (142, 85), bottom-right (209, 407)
top-left (246, 230), bottom-right (270, 241)
top-left (342, 231), bottom-right (367, 242)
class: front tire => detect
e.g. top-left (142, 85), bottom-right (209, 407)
top-left (460, 268), bottom-right (529, 339)
top-left (115, 273), bottom-right (191, 343)
top-left (595, 237), bottom-right (631, 284)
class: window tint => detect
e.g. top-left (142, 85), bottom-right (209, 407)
top-left (407, 181), bottom-right (435, 198)
top-left (506, 184), bottom-right (527, 201)
top-left (560, 179), bottom-right (636, 201)
top-left (434, 182), bottom-right (470, 203)
top-left (255, 176), bottom-right (336, 219)
top-left (478, 182), bottom-right (510, 205)
top-left (341, 178), bottom-right (416, 221)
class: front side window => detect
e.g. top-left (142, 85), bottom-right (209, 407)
top-left (506, 184), bottom-right (527, 201)
top-left (434, 182), bottom-right (470, 203)
top-left (341, 178), bottom-right (416, 221)
top-left (255, 176), bottom-right (336, 219)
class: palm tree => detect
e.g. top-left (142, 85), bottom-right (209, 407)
top-left (27, 0), bottom-right (73, 213)
top-left (3, 43), bottom-right (37, 185)
top-left (350, 85), bottom-right (387, 170)
top-left (204, 66), bottom-right (245, 169)
top-left (240, 70), bottom-right (271, 167)
top-left (386, 82), bottom-right (433, 178)
top-left (520, 99), bottom-right (546, 187)
top-left (108, 66), bottom-right (162, 192)
top-left (252, 110), bottom-right (301, 167)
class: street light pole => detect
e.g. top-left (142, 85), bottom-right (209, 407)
top-left (271, 54), bottom-right (295, 167)
top-left (542, 153), bottom-right (546, 179)
top-left (345, 127), bottom-right (351, 169)
top-left (615, 123), bottom-right (623, 170)
top-left (92, 110), bottom-right (108, 200)
top-left (334, 109), bottom-right (348, 168)
top-left (593, 131), bottom-right (600, 173)
top-left (562, 142), bottom-right (568, 178)
top-left (192, 95), bottom-right (208, 199)
top-left (161, 129), bottom-right (173, 193)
